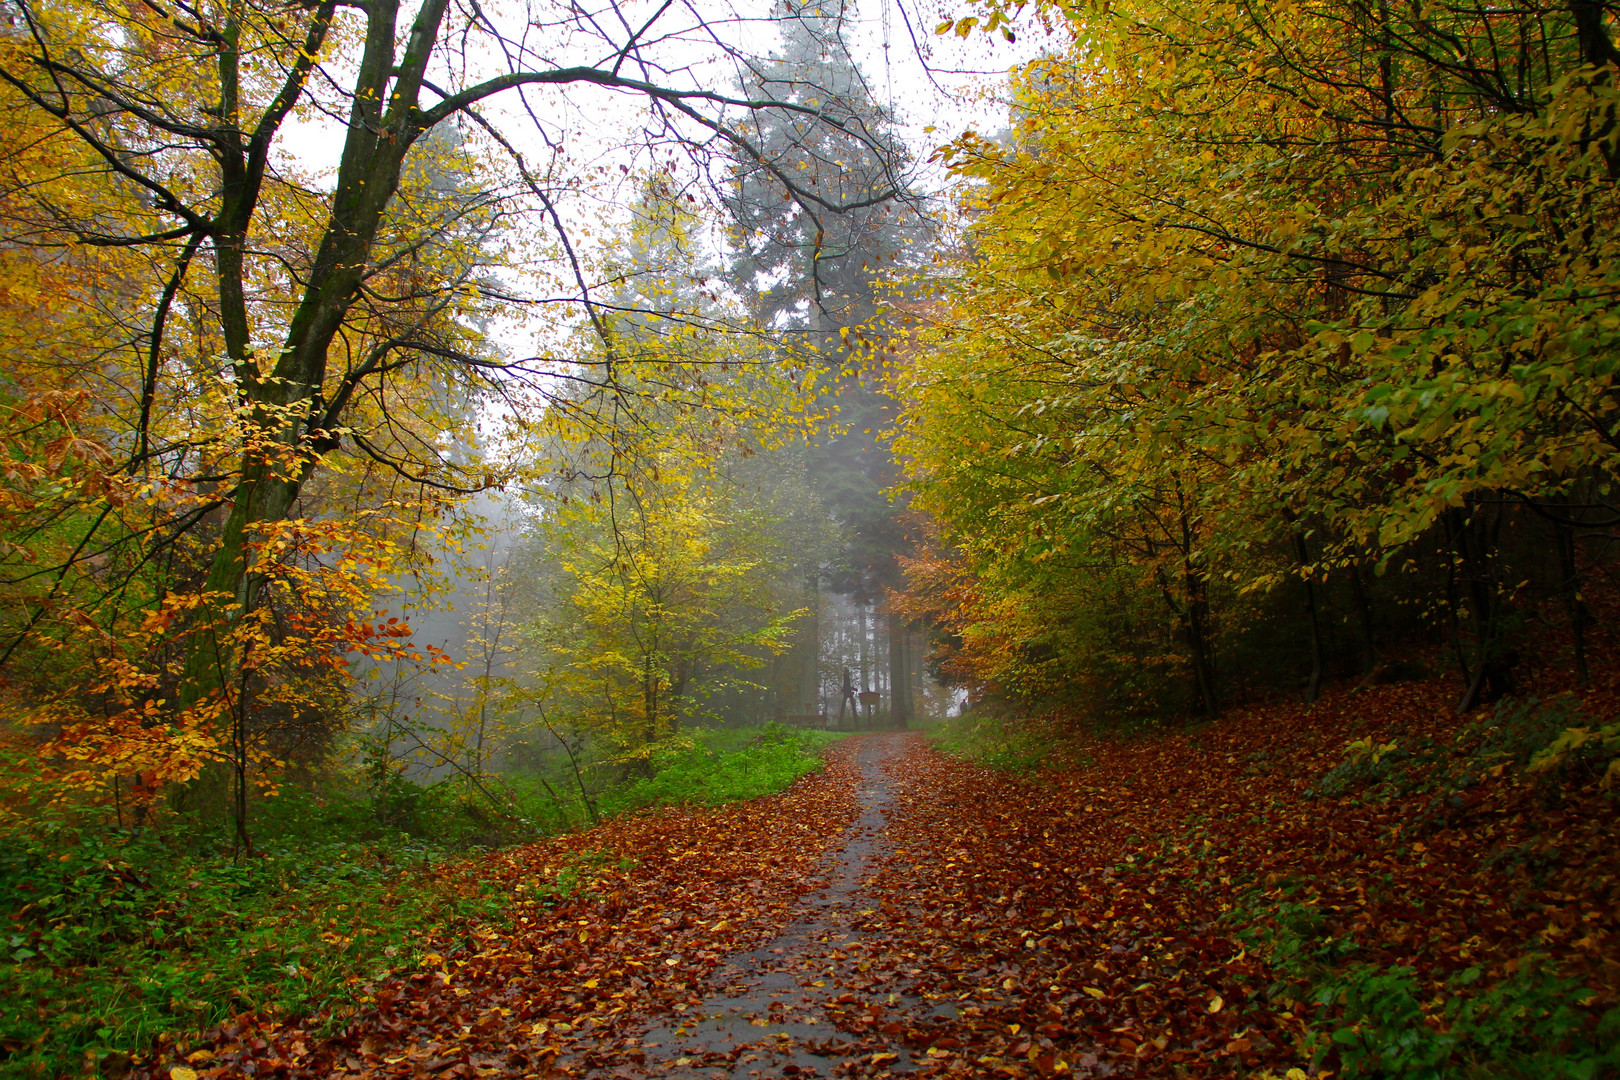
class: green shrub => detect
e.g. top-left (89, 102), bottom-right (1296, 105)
top-left (1316, 961), bottom-right (1620, 1080)
top-left (1310, 694), bottom-right (1594, 802)
top-left (597, 724), bottom-right (842, 816)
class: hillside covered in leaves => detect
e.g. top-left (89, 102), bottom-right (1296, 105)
top-left (114, 657), bottom-right (1620, 1080)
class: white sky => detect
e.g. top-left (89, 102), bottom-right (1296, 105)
top-left (279, 0), bottom-right (1043, 225)
top-left (273, 0), bottom-right (1050, 449)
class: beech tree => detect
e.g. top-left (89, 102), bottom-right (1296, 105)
top-left (0, 0), bottom-right (906, 703)
top-left (508, 186), bottom-right (834, 761)
top-left (899, 0), bottom-right (1620, 715)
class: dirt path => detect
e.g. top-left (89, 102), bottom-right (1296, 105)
top-left (632, 732), bottom-right (942, 1077)
top-left (142, 677), bottom-right (1620, 1080)
top-left (152, 730), bottom-right (1295, 1079)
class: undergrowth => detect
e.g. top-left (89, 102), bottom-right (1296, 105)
top-left (0, 722), bottom-right (840, 1076)
top-left (1236, 694), bottom-right (1620, 1080)
top-left (1307, 693), bottom-right (1609, 806)
top-left (0, 825), bottom-right (528, 1077)
top-left (1311, 961), bottom-right (1620, 1080)
top-left (599, 723), bottom-right (844, 815)
top-left (926, 711), bottom-right (1091, 773)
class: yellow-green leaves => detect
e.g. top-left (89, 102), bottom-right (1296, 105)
top-left (897, 0), bottom-right (1620, 709)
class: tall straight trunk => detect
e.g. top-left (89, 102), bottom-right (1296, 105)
top-left (1170, 490), bottom-right (1218, 719)
top-left (766, 652), bottom-right (783, 721)
top-left (859, 601), bottom-right (869, 684)
top-left (643, 653), bottom-right (658, 751)
top-left (911, 626), bottom-right (926, 719)
top-left (228, 661), bottom-right (253, 859)
top-left (1292, 528), bottom-right (1324, 705)
top-left (1452, 503), bottom-right (1513, 712)
top-left (800, 578), bottom-right (821, 715)
top-left (668, 659), bottom-right (688, 735)
top-left (1348, 560), bottom-right (1380, 676)
top-left (879, 614), bottom-right (890, 702)
top-left (1184, 564), bottom-right (1219, 719)
top-left (1555, 512), bottom-right (1592, 686)
top-left (887, 612), bottom-right (910, 729)
top-left (1156, 562), bottom-right (1218, 720)
top-left (1441, 517), bottom-right (1474, 692)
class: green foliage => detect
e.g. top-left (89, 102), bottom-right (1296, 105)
top-left (597, 724), bottom-right (842, 816)
top-left (1234, 889), bottom-right (1364, 985)
top-left (0, 819), bottom-right (530, 1077)
top-left (926, 711), bottom-right (1087, 773)
top-left (895, 0), bottom-right (1620, 721)
top-left (1527, 721), bottom-right (1620, 791)
top-left (1311, 695), bottom-right (1596, 801)
top-left (1315, 962), bottom-right (1620, 1080)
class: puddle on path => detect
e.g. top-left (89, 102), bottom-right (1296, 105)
top-left (629, 732), bottom-right (950, 1078)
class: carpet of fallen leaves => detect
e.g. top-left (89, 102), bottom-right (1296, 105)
top-left (144, 745), bottom-right (864, 1079)
top-left (844, 670), bottom-right (1620, 1078)
top-left (145, 665), bottom-right (1618, 1079)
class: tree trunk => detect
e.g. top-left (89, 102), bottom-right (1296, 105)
top-left (911, 626), bottom-right (926, 720)
top-left (1555, 513), bottom-right (1592, 686)
top-left (643, 653), bottom-right (659, 755)
top-left (1156, 563), bottom-right (1219, 720)
top-left (1452, 503), bottom-right (1513, 713)
top-left (668, 660), bottom-right (689, 735)
top-left (229, 662), bottom-right (253, 859)
top-left (801, 577), bottom-right (821, 715)
top-left (178, 0), bottom-right (446, 705)
top-left (887, 613), bottom-right (910, 729)
top-left (1348, 560), bottom-right (1380, 677)
top-left (1293, 529), bottom-right (1324, 705)
top-left (1184, 566), bottom-right (1219, 719)
top-left (178, 458), bottom-right (305, 705)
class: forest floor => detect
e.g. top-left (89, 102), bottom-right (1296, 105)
top-left (145, 673), bottom-right (1620, 1080)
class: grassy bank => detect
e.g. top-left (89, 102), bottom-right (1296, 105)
top-left (924, 710), bottom-right (1090, 773)
top-left (599, 724), bottom-right (845, 816)
top-left (0, 723), bottom-right (840, 1077)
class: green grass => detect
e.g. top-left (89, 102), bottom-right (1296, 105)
top-left (0, 819), bottom-right (530, 1078)
top-left (597, 723), bottom-right (845, 816)
top-left (0, 724), bottom-right (842, 1076)
top-left (924, 711), bottom-right (1081, 773)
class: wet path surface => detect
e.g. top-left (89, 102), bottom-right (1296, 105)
top-left (139, 706), bottom-right (1320, 1080)
top-left (633, 733), bottom-right (942, 1078)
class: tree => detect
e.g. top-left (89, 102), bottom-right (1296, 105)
top-left (500, 179), bottom-right (834, 763)
top-left (723, 0), bottom-right (933, 720)
top-left (0, 0), bottom-right (905, 707)
top-left (899, 0), bottom-right (1620, 716)
top-left (525, 455), bottom-right (802, 755)
top-left (727, 0), bottom-right (921, 333)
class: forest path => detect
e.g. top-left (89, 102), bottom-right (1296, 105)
top-left (630, 732), bottom-right (942, 1077)
top-left (152, 726), bottom-right (1310, 1080)
top-left (133, 681), bottom-right (1620, 1080)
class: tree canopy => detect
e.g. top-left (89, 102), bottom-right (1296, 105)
top-left (895, 0), bottom-right (1620, 714)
